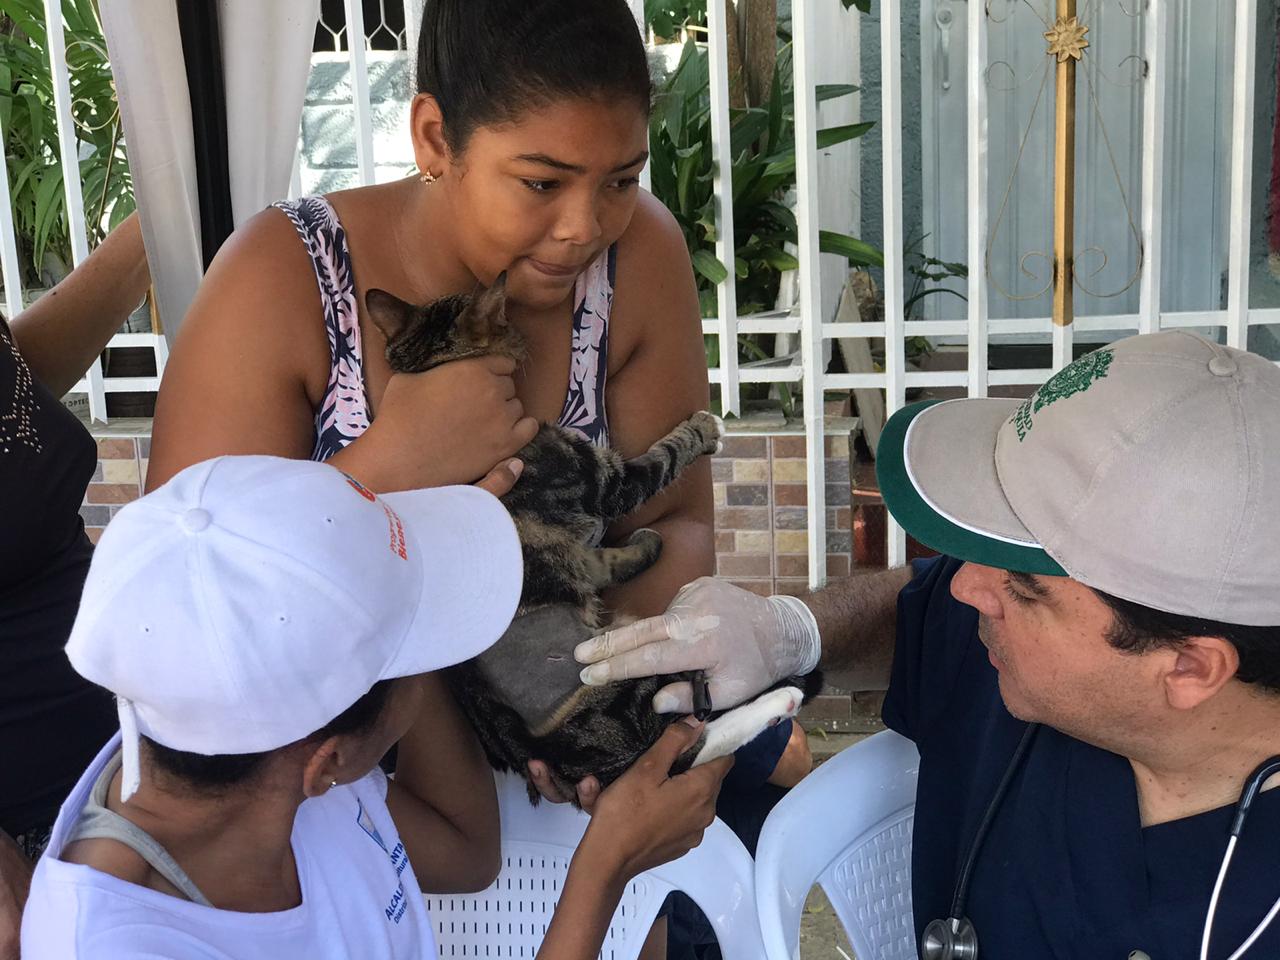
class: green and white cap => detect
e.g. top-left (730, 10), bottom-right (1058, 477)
top-left (876, 330), bottom-right (1280, 626)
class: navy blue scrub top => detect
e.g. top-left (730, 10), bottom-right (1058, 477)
top-left (882, 556), bottom-right (1280, 960)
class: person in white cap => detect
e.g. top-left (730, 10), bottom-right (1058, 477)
top-left (573, 331), bottom-right (1280, 959)
top-left (20, 455), bottom-right (731, 960)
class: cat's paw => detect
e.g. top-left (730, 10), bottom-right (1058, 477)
top-left (688, 410), bottom-right (724, 455)
top-left (689, 686), bottom-right (806, 768)
top-left (625, 527), bottom-right (664, 557)
top-left (710, 414), bottom-right (725, 454)
top-left (761, 685), bottom-right (805, 723)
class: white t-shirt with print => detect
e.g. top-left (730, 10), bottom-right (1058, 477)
top-left (21, 733), bottom-right (436, 959)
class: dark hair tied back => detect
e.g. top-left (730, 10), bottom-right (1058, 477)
top-left (145, 680), bottom-right (394, 792)
top-left (417, 0), bottom-right (652, 153)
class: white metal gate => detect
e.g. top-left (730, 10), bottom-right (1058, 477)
top-left (798, 0), bottom-right (1276, 578)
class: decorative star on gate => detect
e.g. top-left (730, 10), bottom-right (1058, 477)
top-left (1044, 15), bottom-right (1090, 62)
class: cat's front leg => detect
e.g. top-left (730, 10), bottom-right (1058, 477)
top-left (598, 412), bottom-right (724, 521)
top-left (583, 528), bottom-right (663, 589)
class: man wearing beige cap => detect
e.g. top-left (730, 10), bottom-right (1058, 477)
top-left (574, 331), bottom-right (1280, 959)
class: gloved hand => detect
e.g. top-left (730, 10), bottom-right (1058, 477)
top-left (574, 576), bottom-right (821, 714)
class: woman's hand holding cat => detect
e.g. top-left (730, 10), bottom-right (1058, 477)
top-left (575, 577), bottom-right (821, 714)
top-left (532, 723), bottom-right (731, 960)
top-left (525, 762), bottom-right (599, 806)
top-left (474, 458), bottom-right (525, 498)
top-left (337, 355), bottom-right (539, 492)
top-left (573, 718), bottom-right (733, 883)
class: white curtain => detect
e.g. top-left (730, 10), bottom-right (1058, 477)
top-left (101, 0), bottom-right (320, 344)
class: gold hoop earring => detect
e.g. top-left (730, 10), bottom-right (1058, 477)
top-left (419, 169), bottom-right (438, 185)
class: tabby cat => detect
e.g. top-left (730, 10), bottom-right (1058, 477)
top-left (366, 277), bottom-right (818, 801)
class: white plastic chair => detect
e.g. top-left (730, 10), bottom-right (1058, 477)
top-left (755, 730), bottom-right (920, 960)
top-left (425, 770), bottom-right (764, 959)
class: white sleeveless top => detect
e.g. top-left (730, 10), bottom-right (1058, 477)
top-left (22, 733), bottom-right (437, 959)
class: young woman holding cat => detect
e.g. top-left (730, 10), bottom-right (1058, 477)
top-left (145, 1), bottom-right (793, 952)
top-left (147, 0), bottom-right (709, 625)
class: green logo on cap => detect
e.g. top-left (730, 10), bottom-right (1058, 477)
top-left (1011, 348), bottom-right (1115, 441)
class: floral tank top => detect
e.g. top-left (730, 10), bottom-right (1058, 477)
top-left (272, 196), bottom-right (615, 463)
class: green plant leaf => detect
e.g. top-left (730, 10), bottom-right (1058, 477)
top-left (696, 212), bottom-right (718, 243)
top-left (777, 383), bottom-right (795, 418)
top-left (819, 230), bottom-right (885, 267)
top-left (648, 130), bottom-right (678, 204)
top-left (22, 89), bottom-right (46, 149)
top-left (762, 121), bottom-right (875, 177)
top-left (645, 0), bottom-right (706, 38)
top-left (650, 10), bottom-right (676, 39)
top-left (735, 166), bottom-right (792, 211)
top-left (107, 193), bottom-right (134, 230)
top-left (765, 64), bottom-right (785, 156)
top-left (760, 246), bottom-right (800, 272)
top-left (692, 249), bottom-right (729, 284)
top-left (758, 199), bottom-right (798, 234)
top-left (817, 121), bottom-right (875, 149)
top-left (668, 40), bottom-right (708, 142)
top-left (657, 41), bottom-right (695, 138)
top-left (816, 83), bottom-right (860, 102)
top-left (0, 0), bottom-right (48, 42)
top-left (11, 157), bottom-right (43, 201)
top-left (928, 258), bottom-right (969, 277)
top-left (904, 286), bottom-right (968, 313)
top-left (738, 337), bottom-right (771, 362)
top-left (675, 145), bottom-right (704, 216)
top-left (730, 107), bottom-right (772, 157)
top-left (32, 166), bottom-right (66, 272)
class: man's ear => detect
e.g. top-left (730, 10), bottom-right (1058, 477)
top-left (457, 272), bottom-right (509, 341)
top-left (1163, 635), bottom-right (1240, 710)
top-left (366, 288), bottom-right (415, 341)
top-left (300, 735), bottom-right (344, 799)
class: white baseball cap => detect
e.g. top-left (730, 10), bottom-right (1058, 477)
top-left (66, 455), bottom-right (524, 801)
top-left (877, 331), bottom-right (1280, 625)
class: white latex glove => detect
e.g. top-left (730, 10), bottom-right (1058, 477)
top-left (574, 576), bottom-right (821, 714)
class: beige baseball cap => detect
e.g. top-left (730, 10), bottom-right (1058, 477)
top-left (876, 330), bottom-right (1280, 626)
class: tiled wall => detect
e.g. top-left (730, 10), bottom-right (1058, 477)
top-left (712, 433), bottom-right (854, 596)
top-left (80, 436), bottom-right (149, 543)
top-left (80, 431), bottom-right (864, 588)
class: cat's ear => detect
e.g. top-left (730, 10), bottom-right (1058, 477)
top-left (365, 288), bottom-right (414, 340)
top-left (487, 271), bottom-right (509, 320)
top-left (458, 272), bottom-right (509, 340)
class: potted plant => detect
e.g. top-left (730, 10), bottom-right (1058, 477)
top-left (1, 0), bottom-right (135, 300)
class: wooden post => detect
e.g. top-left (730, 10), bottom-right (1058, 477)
top-left (1045, 0), bottom-right (1088, 327)
top-left (148, 285), bottom-right (163, 337)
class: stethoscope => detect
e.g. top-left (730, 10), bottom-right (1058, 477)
top-left (919, 723), bottom-right (1280, 960)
